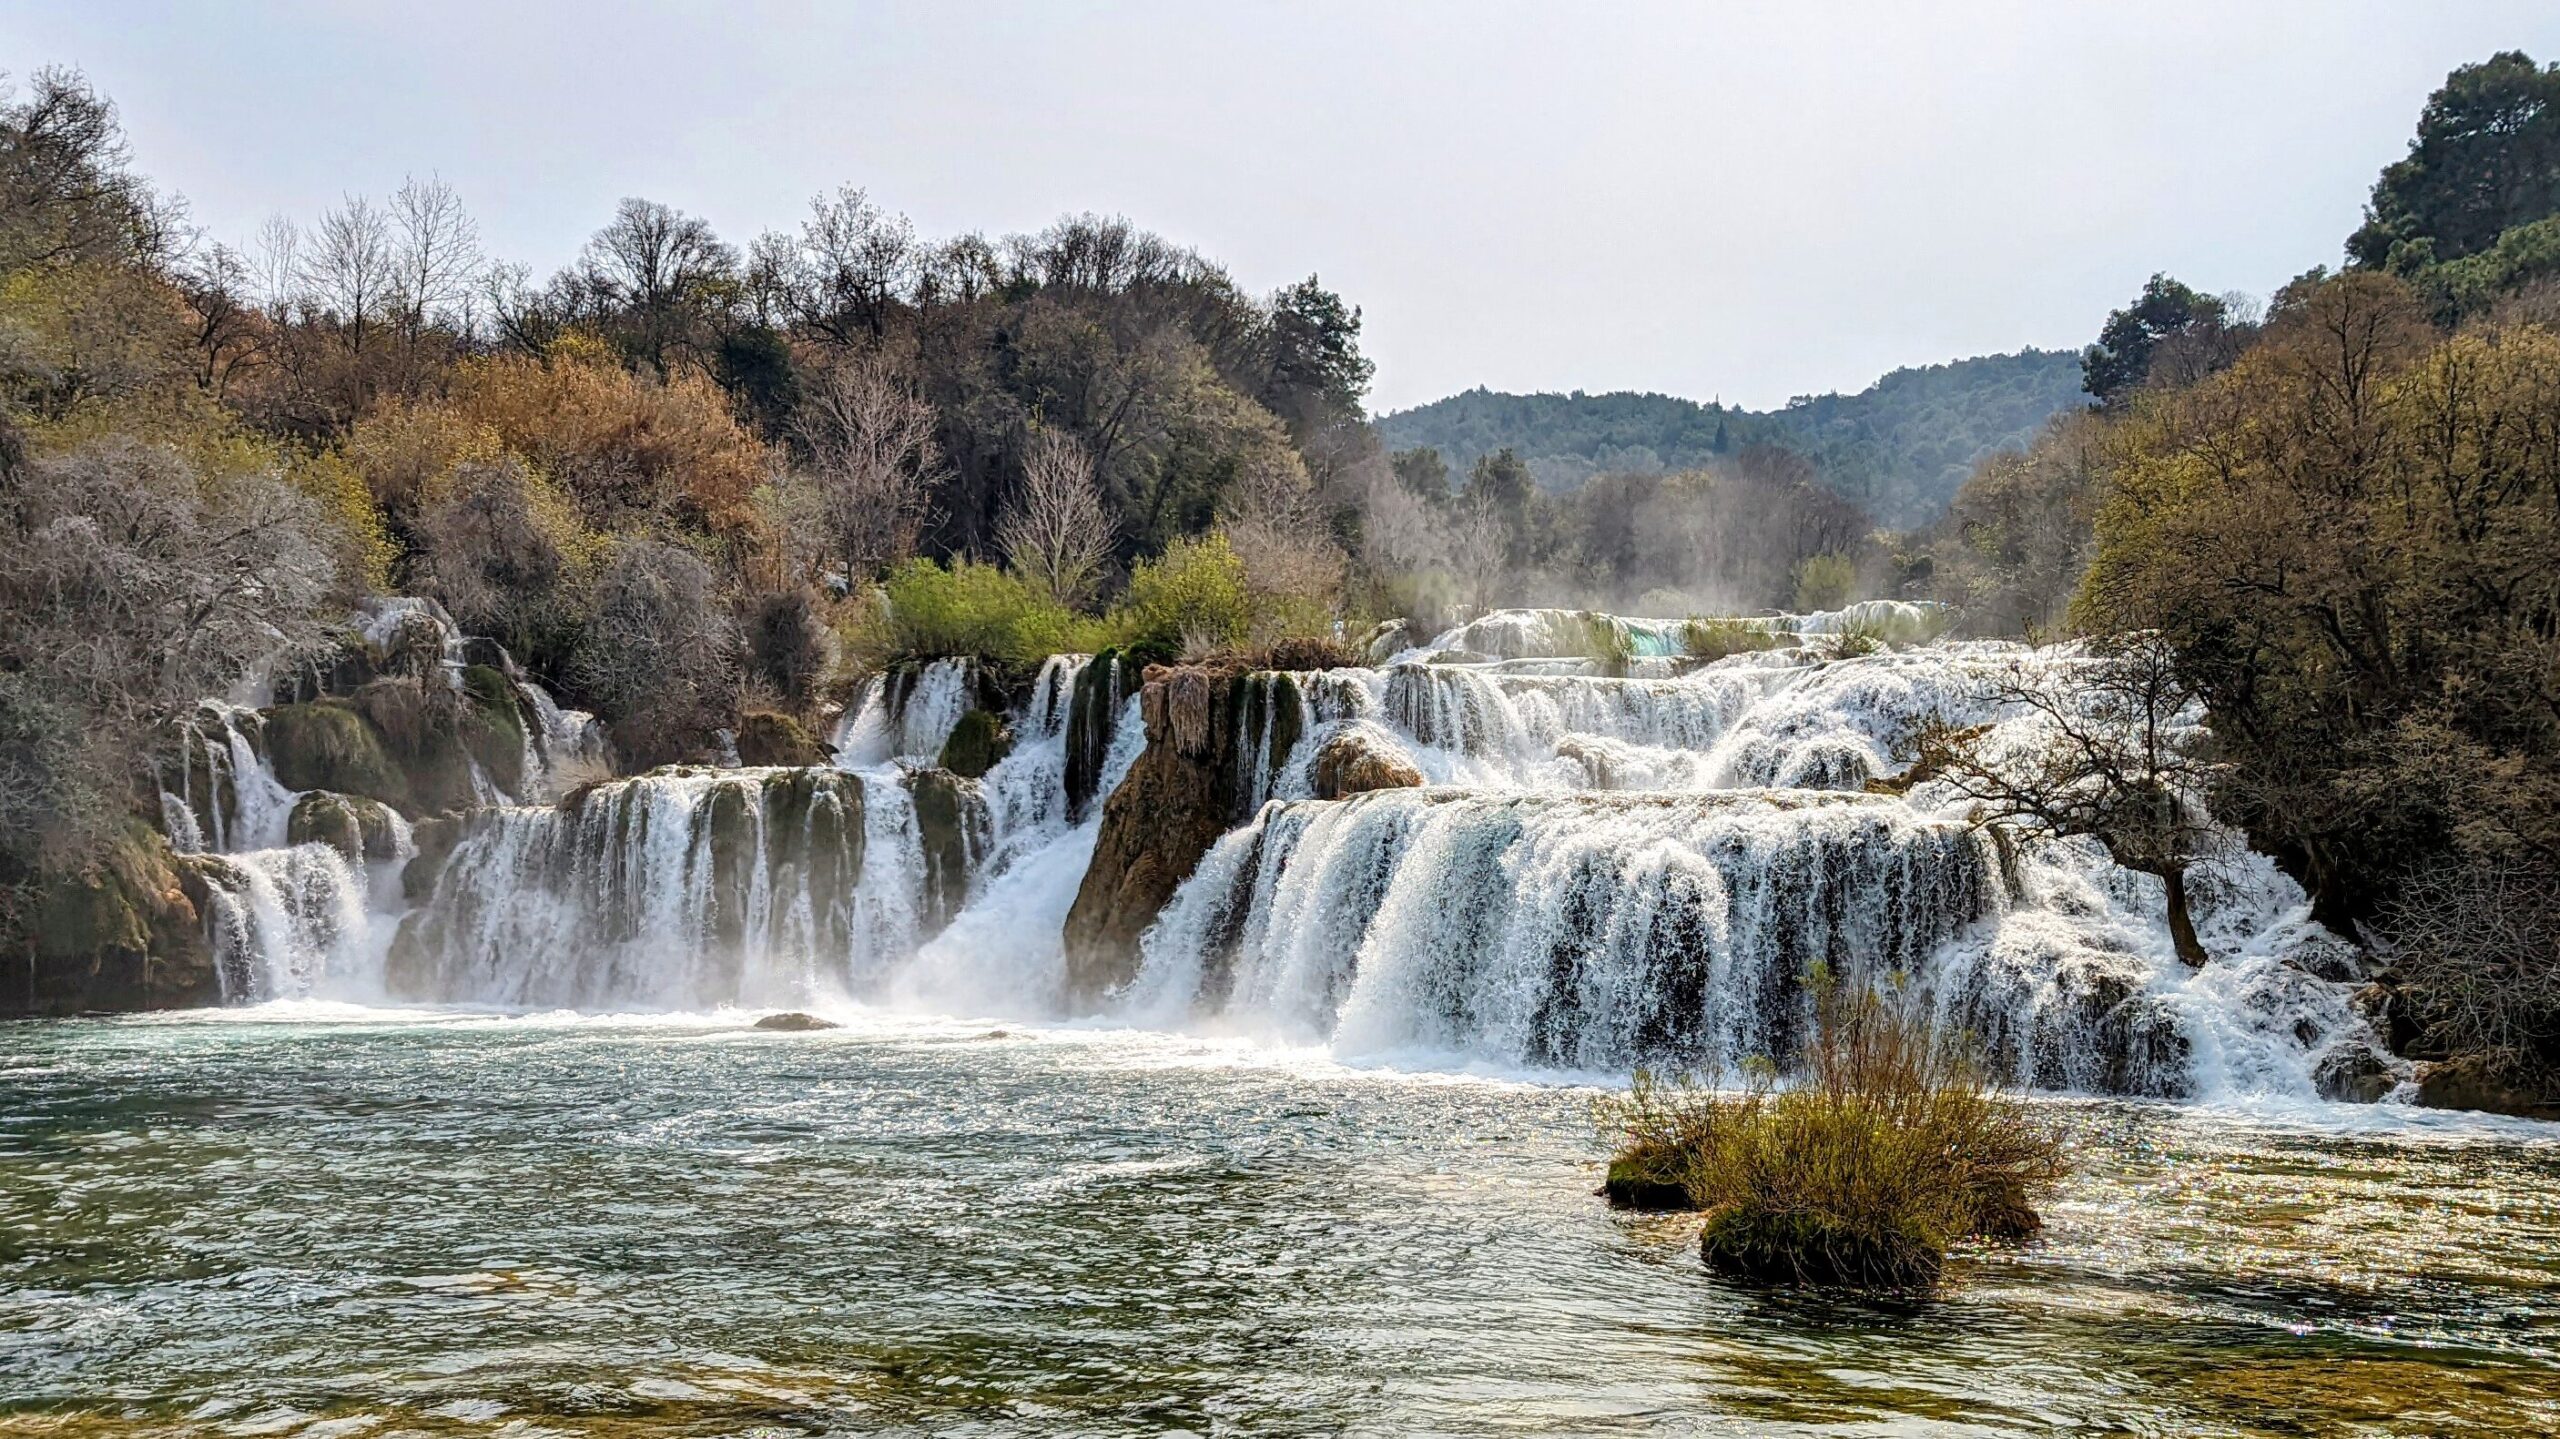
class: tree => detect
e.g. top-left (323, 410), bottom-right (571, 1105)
top-left (0, 66), bottom-right (172, 273)
top-left (1388, 446), bottom-right (1449, 503)
top-left (572, 539), bottom-right (736, 764)
top-left (1260, 275), bottom-right (1373, 437)
top-left (1927, 636), bottom-right (2223, 967)
top-left (996, 429), bottom-right (1113, 605)
top-left (793, 185), bottom-right (917, 349)
top-left (2081, 274), bottom-right (2230, 407)
top-left (794, 354), bottom-right (944, 585)
top-left (388, 173), bottom-right (482, 345)
top-left (578, 197), bottom-right (737, 372)
top-left (2349, 51), bottom-right (2560, 272)
top-left (303, 194), bottom-right (396, 358)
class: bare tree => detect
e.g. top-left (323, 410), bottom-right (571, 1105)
top-left (796, 185), bottom-right (916, 348)
top-left (998, 430), bottom-right (1114, 605)
top-left (793, 354), bottom-right (944, 585)
top-left (579, 197), bottom-right (736, 371)
top-left (389, 173), bottom-right (482, 344)
top-left (251, 214), bottom-right (303, 320)
top-left (175, 242), bottom-right (267, 396)
top-left (1926, 634), bottom-right (2224, 967)
top-left (303, 193), bottom-right (396, 354)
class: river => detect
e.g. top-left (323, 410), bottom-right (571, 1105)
top-left (5, 1005), bottom-right (2558, 1437)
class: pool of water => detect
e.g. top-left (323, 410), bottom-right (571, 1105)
top-left (5, 1006), bottom-right (2560, 1436)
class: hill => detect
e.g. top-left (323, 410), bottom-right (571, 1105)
top-left (1373, 349), bottom-right (2085, 527)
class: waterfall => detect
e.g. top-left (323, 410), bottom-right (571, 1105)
top-left (832, 657), bottom-right (981, 766)
top-left (391, 767), bottom-right (961, 1010)
top-left (163, 704), bottom-right (299, 855)
top-left (191, 845), bottom-right (377, 1003)
top-left (1113, 624), bottom-right (2393, 1100)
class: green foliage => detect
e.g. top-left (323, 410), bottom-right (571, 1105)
top-left (1596, 989), bottom-right (2066, 1290)
top-left (2423, 214), bottom-right (2560, 319)
top-left (1680, 616), bottom-right (1783, 663)
top-left (864, 557), bottom-right (1099, 675)
top-left (1373, 352), bottom-right (2085, 528)
top-left (1791, 552), bottom-right (1858, 612)
top-left (2080, 273), bottom-right (2232, 407)
top-left (1116, 533), bottom-right (1252, 663)
top-left (2348, 51), bottom-right (2560, 272)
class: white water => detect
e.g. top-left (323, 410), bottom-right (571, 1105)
top-left (1117, 630), bottom-right (2392, 1102)
top-left (158, 605), bottom-right (2397, 1103)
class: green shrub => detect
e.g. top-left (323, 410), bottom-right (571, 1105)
top-left (1595, 987), bottom-right (2065, 1290)
top-left (1114, 533), bottom-right (1251, 665)
top-left (1681, 616), bottom-right (1784, 662)
top-left (1810, 615), bottom-right (1893, 661)
top-left (1793, 552), bottom-right (1860, 612)
top-left (864, 558), bottom-right (1102, 675)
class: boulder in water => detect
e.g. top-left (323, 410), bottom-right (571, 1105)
top-left (753, 1011), bottom-right (840, 1031)
top-left (2313, 1038), bottom-right (2401, 1103)
top-left (1311, 728), bottom-right (1424, 800)
top-left (2413, 1055), bottom-right (2560, 1119)
top-left (1064, 661), bottom-right (1256, 1002)
top-left (7, 821), bottom-right (218, 1016)
top-left (1601, 1151), bottom-right (1694, 1211)
top-left (286, 791), bottom-right (399, 863)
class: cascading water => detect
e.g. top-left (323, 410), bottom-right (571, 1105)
top-left (831, 657), bottom-right (981, 766)
top-left (1120, 617), bottom-right (2396, 1100)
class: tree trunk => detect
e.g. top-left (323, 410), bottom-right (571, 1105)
top-left (2161, 865), bottom-right (2207, 969)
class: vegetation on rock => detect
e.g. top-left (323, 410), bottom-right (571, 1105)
top-left (1598, 989), bottom-right (2066, 1290)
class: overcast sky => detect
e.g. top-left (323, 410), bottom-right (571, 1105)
top-left (11, 2), bottom-right (2558, 411)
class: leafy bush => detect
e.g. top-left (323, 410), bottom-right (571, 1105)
top-left (1792, 551), bottom-right (1859, 611)
top-left (1596, 987), bottom-right (2065, 1290)
top-left (1681, 616), bottom-right (1783, 662)
top-left (1115, 533), bottom-right (1251, 664)
top-left (861, 557), bottom-right (1099, 675)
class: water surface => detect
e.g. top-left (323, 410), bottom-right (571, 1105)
top-left (4, 1008), bottom-right (2557, 1436)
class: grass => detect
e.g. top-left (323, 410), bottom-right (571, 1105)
top-left (1596, 985), bottom-right (2066, 1290)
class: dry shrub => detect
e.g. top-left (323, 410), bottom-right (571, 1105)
top-left (2376, 857), bottom-right (2560, 1082)
top-left (1596, 986), bottom-right (2066, 1290)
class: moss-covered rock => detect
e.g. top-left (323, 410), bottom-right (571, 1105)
top-left (1699, 1201), bottom-right (1945, 1290)
top-left (264, 700), bottom-right (414, 814)
top-left (736, 710), bottom-right (831, 767)
top-left (906, 767), bottom-right (984, 935)
top-left (1064, 650), bottom-right (1125, 823)
top-left (1601, 1151), bottom-right (1694, 1211)
top-left (458, 664), bottom-right (528, 799)
top-left (8, 822), bottom-right (218, 1015)
top-left (286, 791), bottom-right (399, 862)
top-left (937, 709), bottom-right (1013, 779)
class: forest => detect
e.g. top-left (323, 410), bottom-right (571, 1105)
top-left (1373, 348), bottom-right (2085, 526)
top-left (4, 49), bottom-right (2560, 1103)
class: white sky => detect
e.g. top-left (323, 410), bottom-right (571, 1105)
top-left (10, 1), bottom-right (2557, 411)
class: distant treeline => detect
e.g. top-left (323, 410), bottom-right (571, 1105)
top-left (1373, 349), bottom-right (2086, 527)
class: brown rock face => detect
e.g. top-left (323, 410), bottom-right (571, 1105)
top-left (1063, 662), bottom-right (1253, 1004)
top-left (6, 823), bottom-right (219, 1016)
top-left (1311, 728), bottom-right (1424, 801)
top-left (2414, 1055), bottom-right (2560, 1119)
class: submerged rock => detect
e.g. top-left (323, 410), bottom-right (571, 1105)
top-left (753, 1011), bottom-right (840, 1031)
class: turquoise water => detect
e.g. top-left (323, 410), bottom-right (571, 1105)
top-left (5, 1007), bottom-right (2560, 1436)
